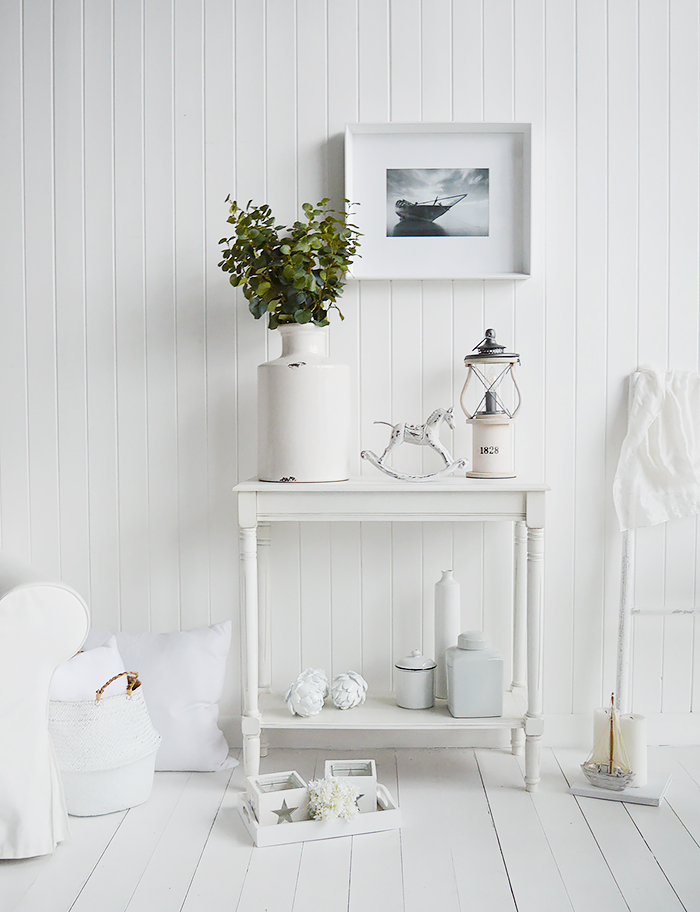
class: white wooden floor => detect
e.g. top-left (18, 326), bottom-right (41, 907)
top-left (3, 745), bottom-right (700, 912)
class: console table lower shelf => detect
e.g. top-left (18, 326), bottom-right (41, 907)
top-left (256, 688), bottom-right (528, 747)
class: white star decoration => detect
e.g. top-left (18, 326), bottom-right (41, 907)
top-left (272, 799), bottom-right (298, 824)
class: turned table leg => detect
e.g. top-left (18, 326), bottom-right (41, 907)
top-left (240, 526), bottom-right (262, 777)
top-left (525, 526), bottom-right (544, 792)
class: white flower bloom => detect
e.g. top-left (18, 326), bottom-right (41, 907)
top-left (307, 776), bottom-right (359, 821)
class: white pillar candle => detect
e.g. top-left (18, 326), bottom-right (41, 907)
top-left (620, 713), bottom-right (647, 787)
top-left (593, 707), bottom-right (610, 748)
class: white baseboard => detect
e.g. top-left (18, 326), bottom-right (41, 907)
top-left (221, 712), bottom-right (700, 752)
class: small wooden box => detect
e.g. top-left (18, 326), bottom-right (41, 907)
top-left (246, 771), bottom-right (310, 826)
top-left (324, 759), bottom-right (377, 813)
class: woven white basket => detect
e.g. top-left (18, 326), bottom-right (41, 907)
top-left (49, 672), bottom-right (162, 816)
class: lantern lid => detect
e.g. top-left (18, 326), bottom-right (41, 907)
top-left (395, 649), bottom-right (436, 671)
top-left (464, 328), bottom-right (519, 363)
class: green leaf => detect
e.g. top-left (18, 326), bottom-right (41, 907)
top-left (294, 309), bottom-right (312, 323)
top-left (248, 296), bottom-right (267, 319)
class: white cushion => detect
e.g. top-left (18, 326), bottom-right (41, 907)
top-left (49, 637), bottom-right (128, 702)
top-left (84, 623), bottom-right (235, 772)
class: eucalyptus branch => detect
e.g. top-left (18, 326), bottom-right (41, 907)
top-left (218, 197), bottom-right (361, 329)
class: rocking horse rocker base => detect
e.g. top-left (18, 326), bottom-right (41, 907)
top-left (360, 450), bottom-right (466, 482)
top-left (361, 407), bottom-right (467, 482)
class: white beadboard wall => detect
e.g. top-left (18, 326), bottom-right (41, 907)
top-left (1, 0), bottom-right (699, 744)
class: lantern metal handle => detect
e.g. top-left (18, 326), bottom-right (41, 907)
top-left (510, 365), bottom-right (522, 418)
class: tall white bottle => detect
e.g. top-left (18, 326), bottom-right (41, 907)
top-left (434, 570), bottom-right (461, 699)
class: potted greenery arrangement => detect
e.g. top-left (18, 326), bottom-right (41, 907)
top-left (219, 198), bottom-right (361, 484)
top-left (218, 197), bottom-right (361, 329)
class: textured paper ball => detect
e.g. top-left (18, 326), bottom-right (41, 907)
top-left (284, 668), bottom-right (329, 717)
top-left (330, 671), bottom-right (368, 710)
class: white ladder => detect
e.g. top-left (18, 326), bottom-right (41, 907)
top-left (615, 371), bottom-right (700, 714)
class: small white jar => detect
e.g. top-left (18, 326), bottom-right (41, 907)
top-left (446, 631), bottom-right (503, 718)
top-left (394, 649), bottom-right (436, 709)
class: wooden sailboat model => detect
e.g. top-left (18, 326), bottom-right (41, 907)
top-left (395, 193), bottom-right (467, 222)
top-left (581, 693), bottom-right (635, 791)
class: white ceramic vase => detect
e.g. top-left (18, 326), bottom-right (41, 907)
top-left (257, 323), bottom-right (350, 483)
top-left (434, 570), bottom-right (461, 700)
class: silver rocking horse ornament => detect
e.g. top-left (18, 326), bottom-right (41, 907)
top-left (361, 407), bottom-right (467, 482)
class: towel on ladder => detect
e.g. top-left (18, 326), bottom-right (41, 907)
top-left (613, 366), bottom-right (700, 531)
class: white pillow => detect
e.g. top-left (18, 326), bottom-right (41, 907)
top-left (111, 622), bottom-right (235, 772)
top-left (49, 636), bottom-right (128, 702)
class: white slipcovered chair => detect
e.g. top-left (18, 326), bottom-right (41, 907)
top-left (0, 553), bottom-right (89, 858)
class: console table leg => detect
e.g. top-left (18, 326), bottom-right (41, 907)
top-left (525, 526), bottom-right (544, 792)
top-left (258, 523), bottom-right (272, 691)
top-left (240, 526), bottom-right (262, 777)
top-left (512, 521), bottom-right (527, 689)
top-left (511, 727), bottom-right (525, 756)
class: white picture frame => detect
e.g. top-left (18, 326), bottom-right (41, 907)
top-left (344, 123), bottom-right (531, 280)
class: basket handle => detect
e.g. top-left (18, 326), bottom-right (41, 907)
top-left (95, 671), bottom-right (140, 701)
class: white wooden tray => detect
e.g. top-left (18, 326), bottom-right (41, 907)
top-left (238, 783), bottom-right (401, 847)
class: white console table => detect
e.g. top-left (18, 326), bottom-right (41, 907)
top-left (235, 478), bottom-right (548, 791)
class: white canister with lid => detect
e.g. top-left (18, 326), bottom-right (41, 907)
top-left (394, 649), bottom-right (436, 709)
top-left (446, 631), bottom-right (503, 718)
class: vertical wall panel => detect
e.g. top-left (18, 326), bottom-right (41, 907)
top-left (23, 0), bottom-right (61, 576)
top-left (83, 0), bottom-right (120, 628)
top-left (203, 0), bottom-right (238, 719)
top-left (53, 0), bottom-right (90, 597)
top-left (173, 0), bottom-right (209, 630)
top-left (113, 0), bottom-right (149, 631)
top-left (605, 0), bottom-right (643, 707)
top-left (629, 0), bottom-right (676, 711)
top-left (265, 0), bottom-right (297, 226)
top-left (0, 0), bottom-right (31, 561)
top-left (572, 0), bottom-right (609, 713)
top-left (4, 0), bottom-right (700, 739)
top-left (327, 2), bottom-right (363, 683)
top-left (663, 0), bottom-right (700, 712)
top-left (632, 2), bottom-right (669, 713)
top-left (143, 0), bottom-right (179, 633)
top-left (233, 0), bottom-right (267, 482)
top-left (421, 0), bottom-right (452, 122)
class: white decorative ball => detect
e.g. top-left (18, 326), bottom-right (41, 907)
top-left (330, 671), bottom-right (368, 710)
top-left (284, 668), bottom-right (329, 717)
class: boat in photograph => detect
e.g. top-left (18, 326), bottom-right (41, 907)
top-left (395, 193), bottom-right (467, 223)
top-left (581, 693), bottom-right (635, 791)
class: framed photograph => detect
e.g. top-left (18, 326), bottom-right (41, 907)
top-left (344, 123), bottom-right (531, 280)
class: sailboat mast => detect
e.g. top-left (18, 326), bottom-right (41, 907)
top-left (609, 693), bottom-right (615, 774)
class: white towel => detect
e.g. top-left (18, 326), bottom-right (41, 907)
top-left (613, 367), bottom-right (700, 531)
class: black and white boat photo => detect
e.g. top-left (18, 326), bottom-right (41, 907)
top-left (386, 167), bottom-right (489, 237)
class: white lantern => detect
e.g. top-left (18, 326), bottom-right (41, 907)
top-left (459, 329), bottom-right (521, 478)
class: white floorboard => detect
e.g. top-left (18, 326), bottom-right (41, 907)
top-left (2, 746), bottom-right (700, 912)
top-left (526, 749), bottom-right (629, 912)
top-left (477, 749), bottom-right (575, 912)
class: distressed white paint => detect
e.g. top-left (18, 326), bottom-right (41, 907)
top-left (1, 0), bottom-right (699, 735)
